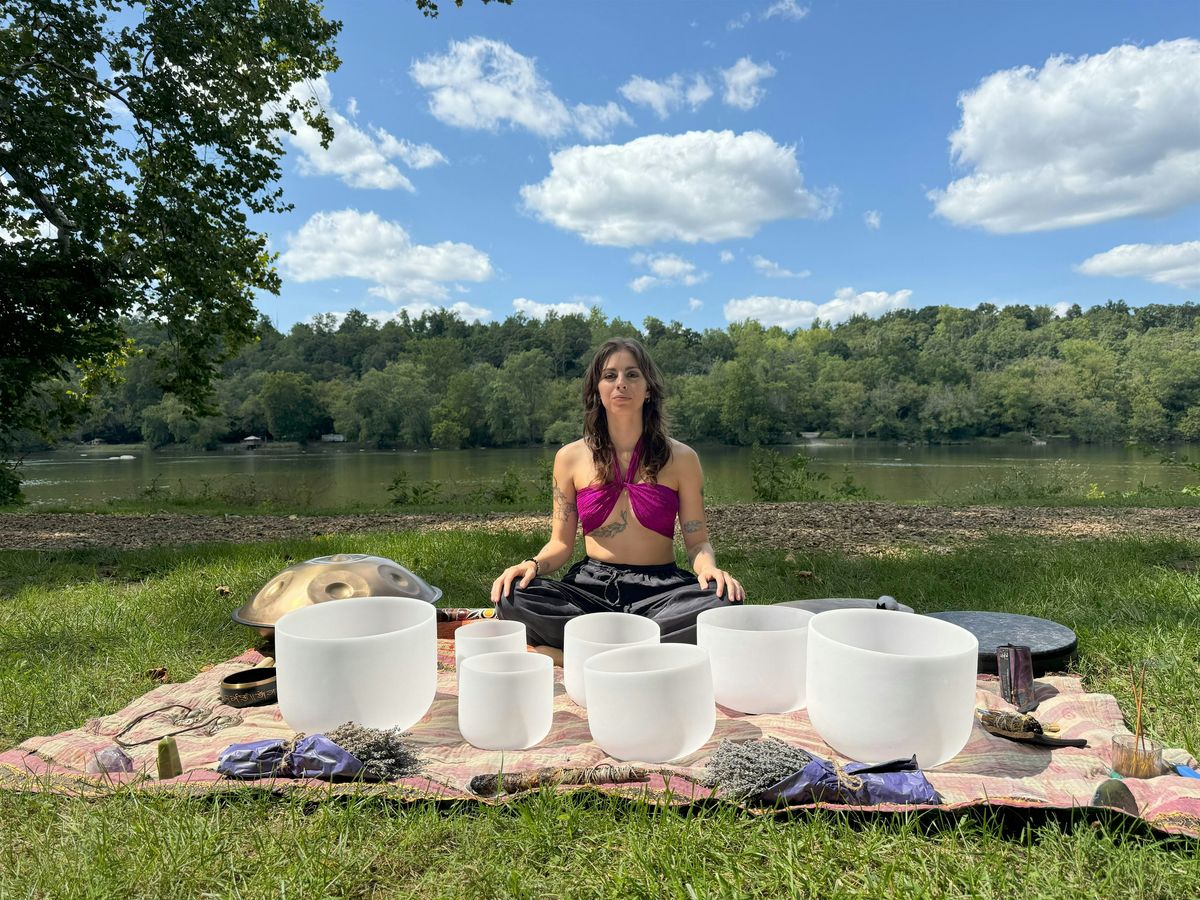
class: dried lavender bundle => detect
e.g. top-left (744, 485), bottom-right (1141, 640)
top-left (327, 722), bottom-right (423, 781)
top-left (701, 737), bottom-right (813, 800)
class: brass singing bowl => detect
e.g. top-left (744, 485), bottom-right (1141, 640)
top-left (219, 667), bottom-right (278, 708)
top-left (232, 553), bottom-right (443, 634)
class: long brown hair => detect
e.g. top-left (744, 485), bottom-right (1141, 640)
top-left (582, 337), bottom-right (671, 484)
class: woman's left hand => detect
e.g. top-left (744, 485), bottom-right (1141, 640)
top-left (696, 566), bottom-right (745, 602)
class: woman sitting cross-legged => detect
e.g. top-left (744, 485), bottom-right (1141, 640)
top-left (491, 337), bottom-right (745, 665)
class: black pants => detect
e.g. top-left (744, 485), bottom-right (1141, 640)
top-left (495, 557), bottom-right (739, 648)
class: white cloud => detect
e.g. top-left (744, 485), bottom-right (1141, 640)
top-left (727, 12), bottom-right (751, 30)
top-left (512, 298), bottom-right (591, 319)
top-left (629, 252), bottom-right (708, 291)
top-left (1052, 302), bottom-right (1072, 318)
top-left (1076, 241), bottom-right (1200, 288)
top-left (619, 74), bottom-right (712, 119)
top-left (374, 132), bottom-right (447, 169)
top-left (411, 37), bottom-right (629, 141)
top-left (751, 254), bottom-right (809, 278)
top-left (521, 130), bottom-right (834, 246)
top-left (763, 1), bottom-right (809, 22)
top-left (719, 250), bottom-right (735, 264)
top-left (721, 57), bottom-right (776, 110)
top-left (930, 39), bottom-right (1200, 233)
top-left (688, 298), bottom-right (704, 311)
top-left (573, 102), bottom-right (633, 141)
top-left (686, 75), bottom-right (714, 108)
top-left (724, 287), bottom-right (913, 328)
top-left (279, 209), bottom-right (493, 302)
top-left (284, 76), bottom-right (445, 191)
top-left (346, 97), bottom-right (359, 118)
top-left (864, 210), bottom-right (882, 230)
top-left (620, 75), bottom-right (682, 120)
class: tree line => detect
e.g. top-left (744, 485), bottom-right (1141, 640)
top-left (26, 300), bottom-right (1200, 452)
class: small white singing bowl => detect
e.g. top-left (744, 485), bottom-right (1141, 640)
top-left (697, 604), bottom-right (815, 714)
top-left (563, 612), bottom-right (661, 707)
top-left (458, 651), bottom-right (554, 751)
top-left (583, 643), bottom-right (715, 763)
top-left (275, 595), bottom-right (437, 734)
top-left (806, 609), bottom-right (979, 768)
top-left (454, 619), bottom-right (527, 682)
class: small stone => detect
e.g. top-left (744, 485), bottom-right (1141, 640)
top-left (85, 746), bottom-right (134, 775)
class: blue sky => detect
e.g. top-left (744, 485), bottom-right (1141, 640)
top-left (259, 0), bottom-right (1200, 331)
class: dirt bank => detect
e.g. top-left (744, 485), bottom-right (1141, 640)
top-left (2, 503), bottom-right (1198, 555)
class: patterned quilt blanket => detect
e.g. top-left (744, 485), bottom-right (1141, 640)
top-left (3, 640), bottom-right (1198, 839)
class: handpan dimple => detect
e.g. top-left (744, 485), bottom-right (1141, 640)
top-left (924, 611), bottom-right (1078, 676)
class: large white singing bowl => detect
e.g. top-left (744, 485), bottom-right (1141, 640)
top-left (697, 605), bottom-right (815, 714)
top-left (458, 651), bottom-right (553, 750)
top-left (806, 609), bottom-right (979, 768)
top-left (563, 612), bottom-right (660, 707)
top-left (275, 596), bottom-right (437, 733)
top-left (584, 644), bottom-right (715, 763)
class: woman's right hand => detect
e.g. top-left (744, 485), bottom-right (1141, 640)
top-left (490, 560), bottom-right (538, 604)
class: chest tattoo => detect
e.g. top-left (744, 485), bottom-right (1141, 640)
top-left (590, 508), bottom-right (629, 538)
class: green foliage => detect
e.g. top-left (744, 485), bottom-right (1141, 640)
top-left (387, 469), bottom-right (443, 505)
top-left (0, 459), bottom-right (24, 506)
top-left (0, 0), bottom-right (342, 446)
top-left (750, 446), bottom-right (829, 501)
top-left (16, 302), bottom-right (1200, 470)
top-left (258, 372), bottom-right (326, 443)
top-left (959, 461), bottom-right (1091, 503)
top-left (487, 467), bottom-right (528, 505)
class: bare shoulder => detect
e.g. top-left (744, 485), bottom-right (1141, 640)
top-left (555, 439), bottom-right (586, 463)
top-left (667, 439), bottom-right (701, 470)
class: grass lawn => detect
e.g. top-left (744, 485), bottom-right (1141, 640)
top-left (1, 528), bottom-right (1198, 896)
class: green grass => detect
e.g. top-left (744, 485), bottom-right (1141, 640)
top-left (1, 530), bottom-right (1199, 896)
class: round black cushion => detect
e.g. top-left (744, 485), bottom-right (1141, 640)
top-left (924, 611), bottom-right (1078, 675)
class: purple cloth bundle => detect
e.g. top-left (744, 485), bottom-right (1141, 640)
top-left (758, 755), bottom-right (940, 807)
top-left (217, 736), bottom-right (364, 780)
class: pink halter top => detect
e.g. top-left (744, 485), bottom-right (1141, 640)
top-left (576, 438), bottom-right (680, 539)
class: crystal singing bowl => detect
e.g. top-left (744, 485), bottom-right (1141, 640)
top-left (275, 595), bottom-right (437, 734)
top-left (806, 609), bottom-right (979, 768)
top-left (584, 643), bottom-right (715, 763)
top-left (454, 620), bottom-right (528, 673)
top-left (563, 612), bottom-right (661, 708)
top-left (458, 651), bottom-right (554, 751)
top-left (697, 605), bottom-right (815, 714)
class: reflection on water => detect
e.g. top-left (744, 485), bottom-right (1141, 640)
top-left (16, 441), bottom-right (1196, 507)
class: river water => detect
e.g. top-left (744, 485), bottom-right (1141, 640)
top-left (16, 440), bottom-right (1197, 508)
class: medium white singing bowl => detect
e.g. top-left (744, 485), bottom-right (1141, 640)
top-left (563, 612), bottom-right (660, 707)
top-left (697, 605), bottom-right (815, 714)
top-left (458, 651), bottom-right (553, 750)
top-left (454, 620), bottom-right (527, 682)
top-left (806, 609), bottom-right (979, 768)
top-left (275, 596), bottom-right (437, 733)
top-left (584, 644), bottom-right (715, 763)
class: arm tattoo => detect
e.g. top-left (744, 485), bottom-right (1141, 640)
top-left (682, 519), bottom-right (704, 534)
top-left (551, 478), bottom-right (577, 522)
top-left (590, 509), bottom-right (628, 538)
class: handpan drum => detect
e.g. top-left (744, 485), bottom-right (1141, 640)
top-left (233, 553), bottom-right (443, 635)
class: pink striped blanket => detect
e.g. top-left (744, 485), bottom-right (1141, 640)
top-left (3, 642), bottom-right (1197, 838)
